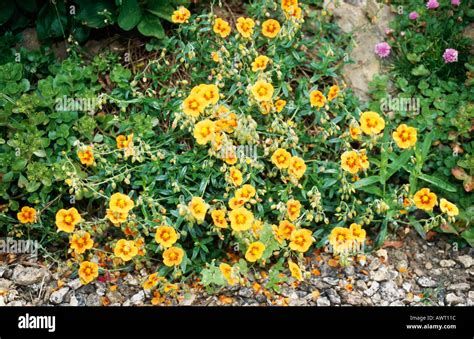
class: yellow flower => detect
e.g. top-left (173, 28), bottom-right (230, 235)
top-left (360, 111), bottom-right (385, 135)
top-left (252, 219), bottom-right (263, 237)
top-left (188, 196), bottom-right (208, 222)
top-left (211, 209), bottom-right (228, 228)
top-left (224, 150), bottom-right (238, 165)
top-left (281, 0), bottom-right (299, 12)
top-left (183, 94), bottom-right (206, 117)
top-left (229, 167), bottom-right (243, 186)
top-left (70, 231), bottom-right (94, 254)
top-left (211, 51), bottom-right (221, 63)
top-left (17, 206), bottom-right (36, 224)
top-left (236, 17), bottom-right (255, 38)
top-left (261, 19), bottom-right (281, 38)
top-left (219, 263), bottom-right (238, 285)
top-left (278, 220), bottom-right (296, 240)
top-left (78, 261), bottom-right (99, 285)
top-left (213, 18), bottom-right (231, 38)
top-left (229, 207), bottom-right (254, 231)
top-left (155, 226), bottom-right (178, 248)
top-left (251, 80), bottom-right (274, 102)
top-left (271, 148), bottom-right (291, 169)
top-left (341, 150), bottom-right (360, 174)
top-left (77, 146), bottom-right (94, 166)
top-left (200, 84), bottom-right (220, 106)
top-left (106, 209), bottom-right (128, 225)
top-left (193, 119), bottom-right (215, 145)
top-left (163, 246), bottom-right (184, 267)
top-left (275, 99), bottom-right (286, 112)
top-left (109, 192), bottom-right (134, 214)
top-left (245, 241), bottom-right (265, 262)
top-left (114, 239), bottom-right (138, 261)
top-left (350, 125), bottom-right (362, 140)
top-left (56, 207), bottom-right (81, 233)
top-left (171, 6), bottom-right (191, 23)
top-left (289, 156), bottom-right (306, 179)
top-left (235, 184), bottom-right (256, 201)
top-left (329, 227), bottom-right (353, 251)
top-left (327, 85), bottom-right (340, 101)
top-left (440, 198), bottom-right (459, 217)
top-left (229, 197), bottom-right (246, 210)
top-left (414, 188), bottom-right (438, 211)
top-left (392, 124), bottom-right (417, 149)
top-left (286, 6), bottom-right (302, 19)
top-left (143, 273), bottom-right (161, 290)
top-left (116, 134), bottom-right (133, 149)
top-left (358, 149), bottom-right (370, 170)
top-left (251, 55), bottom-right (270, 72)
top-left (287, 199), bottom-right (301, 221)
top-left (349, 223), bottom-right (366, 242)
top-left (260, 101), bottom-right (273, 115)
top-left (289, 228), bottom-right (313, 252)
top-left (309, 90), bottom-right (326, 108)
top-left (288, 259), bottom-right (303, 281)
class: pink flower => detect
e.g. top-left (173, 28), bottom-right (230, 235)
top-left (409, 11), bottom-right (419, 20)
top-left (451, 0), bottom-right (461, 6)
top-left (443, 48), bottom-right (458, 63)
top-left (374, 42), bottom-right (391, 58)
top-left (426, 0), bottom-right (439, 9)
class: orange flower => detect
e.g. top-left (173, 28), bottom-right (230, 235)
top-left (109, 192), bottom-right (134, 214)
top-left (163, 246), bottom-right (184, 267)
top-left (360, 111), bottom-right (385, 135)
top-left (329, 227), bottom-right (353, 252)
top-left (200, 84), bottom-right (220, 106)
top-left (182, 94), bottom-right (206, 117)
top-left (251, 55), bottom-right (270, 72)
top-left (245, 241), bottom-right (265, 262)
top-left (17, 206), bottom-right (36, 224)
top-left (114, 239), bottom-right (138, 262)
top-left (235, 184), bottom-right (256, 202)
top-left (229, 207), bottom-right (254, 231)
top-left (350, 125), bottom-right (362, 140)
top-left (289, 228), bottom-right (313, 252)
top-left (274, 99), bottom-right (286, 112)
top-left (171, 6), bottom-right (191, 23)
top-left (143, 273), bottom-right (161, 290)
top-left (213, 18), bottom-right (231, 38)
top-left (219, 263), bottom-right (238, 285)
top-left (341, 150), bottom-right (360, 174)
top-left (70, 231), bottom-right (94, 254)
top-left (155, 226), bottom-right (178, 248)
top-left (236, 17), bottom-right (255, 38)
top-left (289, 156), bottom-right (306, 179)
top-left (260, 101), bottom-right (273, 115)
top-left (271, 148), bottom-right (291, 169)
top-left (358, 149), bottom-right (370, 170)
top-left (413, 188), bottom-right (437, 211)
top-left (286, 199), bottom-right (301, 221)
top-left (78, 261), bottom-right (99, 285)
top-left (211, 209), bottom-right (228, 228)
top-left (188, 196), bottom-right (208, 222)
top-left (193, 119), bottom-right (215, 145)
top-left (281, 0), bottom-right (299, 12)
top-left (327, 85), bottom-right (340, 101)
top-left (392, 124), bottom-right (417, 149)
top-left (229, 197), bottom-right (246, 210)
top-left (77, 146), bottom-right (94, 166)
top-left (116, 134), bottom-right (133, 149)
top-left (261, 19), bottom-right (281, 38)
top-left (288, 259), bottom-right (303, 281)
top-left (309, 90), bottom-right (326, 108)
top-left (56, 207), bottom-right (81, 233)
top-left (278, 220), bottom-right (296, 240)
top-left (349, 223), bottom-right (366, 242)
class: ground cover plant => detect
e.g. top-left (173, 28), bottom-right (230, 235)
top-left (0, 0), bottom-right (472, 295)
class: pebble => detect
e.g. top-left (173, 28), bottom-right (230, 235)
top-left (49, 287), bottom-right (70, 304)
top-left (368, 258), bottom-right (381, 271)
top-left (130, 291), bottom-right (145, 305)
top-left (417, 277), bottom-right (437, 288)
top-left (371, 266), bottom-right (389, 282)
top-left (424, 262), bottom-right (433, 270)
top-left (402, 282), bottom-right (412, 292)
top-left (70, 294), bottom-right (79, 306)
top-left (355, 280), bottom-right (367, 291)
top-left (316, 296), bottom-right (330, 306)
top-left (238, 287), bottom-right (253, 298)
top-left (364, 281), bottom-right (380, 297)
top-left (0, 278), bottom-right (12, 289)
top-left (322, 277), bottom-right (339, 286)
top-left (445, 293), bottom-right (464, 305)
top-left (389, 300), bottom-right (405, 306)
top-left (439, 259), bottom-right (456, 268)
top-left (12, 266), bottom-right (50, 286)
top-left (86, 293), bottom-right (100, 306)
top-left (447, 283), bottom-right (470, 291)
top-left (326, 289), bottom-right (341, 304)
top-left (457, 255), bottom-right (473, 268)
top-left (67, 278), bottom-right (82, 290)
top-left (380, 281), bottom-right (403, 302)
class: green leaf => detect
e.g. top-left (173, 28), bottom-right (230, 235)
top-left (75, 0), bottom-right (116, 29)
top-left (15, 0), bottom-right (37, 13)
top-left (385, 150), bottom-right (411, 181)
top-left (411, 65), bottom-right (430, 77)
top-left (353, 176), bottom-right (381, 189)
top-left (118, 0), bottom-right (142, 31)
top-left (146, 0), bottom-right (176, 22)
top-left (418, 173), bottom-right (457, 193)
top-left (0, 0), bottom-right (15, 25)
top-left (137, 12), bottom-right (165, 39)
top-left (461, 228), bottom-right (474, 247)
top-left (374, 220), bottom-right (388, 249)
top-left (12, 159), bottom-right (27, 171)
top-left (410, 218), bottom-right (426, 239)
top-left (36, 2), bottom-right (68, 40)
